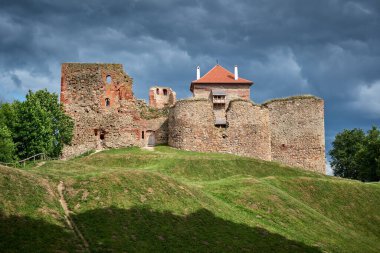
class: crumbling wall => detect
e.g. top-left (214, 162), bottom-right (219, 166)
top-left (60, 63), bottom-right (169, 158)
top-left (149, 86), bottom-right (176, 109)
top-left (168, 99), bottom-right (271, 160)
top-left (226, 100), bottom-right (271, 160)
top-left (263, 96), bottom-right (325, 173)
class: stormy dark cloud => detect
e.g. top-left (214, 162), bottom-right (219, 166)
top-left (1, 0), bottom-right (380, 171)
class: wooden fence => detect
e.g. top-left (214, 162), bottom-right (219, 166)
top-left (0, 153), bottom-right (49, 168)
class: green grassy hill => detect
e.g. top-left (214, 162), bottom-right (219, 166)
top-left (1, 146), bottom-right (379, 252)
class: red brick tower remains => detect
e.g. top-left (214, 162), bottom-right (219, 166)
top-left (60, 63), bottom-right (169, 157)
top-left (149, 86), bottom-right (176, 109)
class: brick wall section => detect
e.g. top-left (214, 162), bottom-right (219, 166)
top-left (144, 117), bottom-right (168, 145)
top-left (192, 84), bottom-right (251, 103)
top-left (226, 100), bottom-right (271, 160)
top-left (149, 86), bottom-right (176, 109)
top-left (263, 96), bottom-right (325, 173)
top-left (168, 99), bottom-right (271, 161)
top-left (61, 63), bottom-right (168, 158)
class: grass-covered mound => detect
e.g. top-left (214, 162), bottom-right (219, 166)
top-left (1, 146), bottom-right (379, 252)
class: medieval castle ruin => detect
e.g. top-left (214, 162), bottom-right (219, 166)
top-left (61, 63), bottom-right (325, 173)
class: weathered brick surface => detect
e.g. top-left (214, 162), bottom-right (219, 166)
top-left (192, 84), bottom-right (251, 103)
top-left (263, 96), bottom-right (325, 173)
top-left (168, 99), bottom-right (271, 161)
top-left (61, 63), bottom-right (168, 158)
top-left (149, 86), bottom-right (176, 109)
top-left (168, 96), bottom-right (325, 173)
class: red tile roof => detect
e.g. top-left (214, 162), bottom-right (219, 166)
top-left (191, 65), bottom-right (253, 88)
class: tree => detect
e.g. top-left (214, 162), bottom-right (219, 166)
top-left (356, 127), bottom-right (380, 182)
top-left (329, 129), bottom-right (365, 179)
top-left (13, 90), bottom-right (74, 159)
top-left (0, 123), bottom-right (16, 163)
top-left (329, 127), bottom-right (380, 182)
top-left (0, 102), bottom-right (18, 163)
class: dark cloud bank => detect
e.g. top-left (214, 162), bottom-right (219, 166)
top-left (1, 0), bottom-right (380, 167)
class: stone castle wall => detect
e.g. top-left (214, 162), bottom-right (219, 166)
top-left (263, 96), bottom-right (325, 173)
top-left (168, 96), bottom-right (325, 173)
top-left (61, 63), bottom-right (168, 158)
top-left (168, 99), bottom-right (271, 161)
top-left (149, 86), bottom-right (176, 109)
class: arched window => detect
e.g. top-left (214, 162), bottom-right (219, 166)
top-left (105, 98), bottom-right (110, 107)
top-left (163, 89), bottom-right (168, 96)
top-left (100, 131), bottom-right (105, 140)
top-left (156, 88), bottom-right (159, 95)
top-left (106, 75), bottom-right (112, 84)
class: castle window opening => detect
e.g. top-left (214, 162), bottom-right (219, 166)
top-left (105, 98), bottom-right (110, 107)
top-left (142, 131), bottom-right (145, 139)
top-left (106, 75), bottom-right (112, 84)
top-left (156, 88), bottom-right (159, 95)
top-left (94, 129), bottom-right (98, 136)
top-left (215, 118), bottom-right (227, 128)
top-left (100, 130), bottom-right (105, 140)
top-left (212, 90), bottom-right (226, 104)
top-left (163, 89), bottom-right (168, 96)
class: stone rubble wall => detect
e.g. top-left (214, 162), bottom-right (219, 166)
top-left (144, 117), bottom-right (168, 145)
top-left (168, 99), bottom-right (271, 161)
top-left (168, 96), bottom-right (325, 173)
top-left (263, 96), bottom-right (325, 173)
top-left (226, 100), bottom-right (271, 161)
top-left (149, 86), bottom-right (176, 109)
top-left (61, 63), bottom-right (169, 158)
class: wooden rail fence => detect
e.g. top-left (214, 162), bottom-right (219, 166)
top-left (0, 153), bottom-right (50, 167)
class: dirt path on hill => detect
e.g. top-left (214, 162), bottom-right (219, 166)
top-left (35, 161), bottom-right (46, 168)
top-left (58, 181), bottom-right (90, 252)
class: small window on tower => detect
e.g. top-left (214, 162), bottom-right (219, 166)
top-left (163, 89), bottom-right (168, 96)
top-left (142, 131), bottom-right (145, 139)
top-left (105, 98), bottom-right (110, 107)
top-left (106, 75), bottom-right (112, 84)
top-left (156, 88), bottom-right (159, 95)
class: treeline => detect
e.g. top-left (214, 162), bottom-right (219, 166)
top-left (0, 90), bottom-right (73, 163)
top-left (330, 127), bottom-right (380, 182)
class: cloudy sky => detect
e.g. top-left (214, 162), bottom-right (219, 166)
top-left (1, 0), bottom-right (379, 168)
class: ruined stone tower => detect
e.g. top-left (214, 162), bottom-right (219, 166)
top-left (60, 63), bottom-right (168, 157)
top-left (149, 86), bottom-right (176, 109)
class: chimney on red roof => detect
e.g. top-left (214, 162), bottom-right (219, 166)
top-left (196, 66), bottom-right (200, 80)
top-left (234, 65), bottom-right (238, 80)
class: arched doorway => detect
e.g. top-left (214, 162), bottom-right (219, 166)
top-left (147, 131), bottom-right (156, 147)
top-left (94, 128), bottom-right (107, 149)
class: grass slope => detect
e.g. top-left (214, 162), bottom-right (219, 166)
top-left (1, 146), bottom-right (379, 252)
